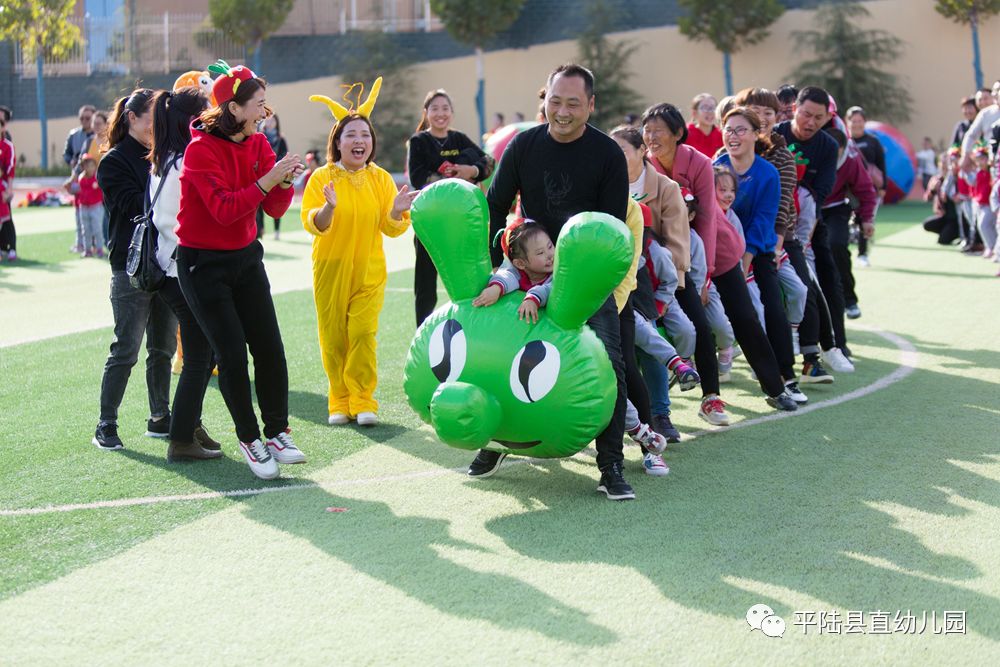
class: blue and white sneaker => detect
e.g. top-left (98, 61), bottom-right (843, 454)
top-left (642, 452), bottom-right (669, 477)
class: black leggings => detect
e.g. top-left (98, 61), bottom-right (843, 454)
top-left (158, 277), bottom-right (215, 443)
top-left (784, 240), bottom-right (819, 355)
top-left (752, 252), bottom-right (796, 380)
top-left (0, 216), bottom-right (15, 252)
top-left (811, 219), bottom-right (848, 350)
top-left (414, 237), bottom-right (438, 327)
top-left (713, 263), bottom-right (785, 398)
top-left (674, 275), bottom-right (720, 397)
top-left (620, 300), bottom-right (651, 426)
top-left (825, 203), bottom-right (859, 307)
top-left (176, 241), bottom-right (288, 443)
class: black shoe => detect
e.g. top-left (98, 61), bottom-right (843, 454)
top-left (92, 422), bottom-right (124, 451)
top-left (765, 392), bottom-right (799, 412)
top-left (145, 413), bottom-right (170, 439)
top-left (597, 462), bottom-right (635, 501)
top-left (468, 450), bottom-right (507, 478)
top-left (652, 414), bottom-right (681, 444)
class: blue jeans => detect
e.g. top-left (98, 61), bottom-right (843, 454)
top-left (99, 270), bottom-right (177, 424)
top-left (638, 349), bottom-right (672, 416)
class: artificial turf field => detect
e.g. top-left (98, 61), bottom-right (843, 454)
top-left (1, 202), bottom-right (998, 665)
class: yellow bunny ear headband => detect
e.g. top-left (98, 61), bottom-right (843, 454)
top-left (309, 77), bottom-right (383, 121)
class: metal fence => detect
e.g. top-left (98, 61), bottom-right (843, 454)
top-left (13, 13), bottom-right (245, 77)
top-left (12, 1), bottom-right (442, 78)
top-left (276, 0), bottom-right (441, 36)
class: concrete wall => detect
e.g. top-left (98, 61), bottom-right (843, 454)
top-left (8, 0), bottom-right (999, 169)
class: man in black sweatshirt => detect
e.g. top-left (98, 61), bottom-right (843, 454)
top-left (775, 86), bottom-right (854, 369)
top-left (469, 63), bottom-right (635, 501)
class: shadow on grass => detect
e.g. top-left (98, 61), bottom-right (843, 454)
top-left (117, 447), bottom-right (616, 646)
top-left (467, 335), bottom-right (1000, 639)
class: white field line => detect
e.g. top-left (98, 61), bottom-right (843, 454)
top-left (0, 328), bottom-right (916, 517)
top-left (681, 328), bottom-right (918, 440)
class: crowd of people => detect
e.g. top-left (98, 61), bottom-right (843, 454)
top-left (1, 58), bottom-right (912, 501)
top-left (923, 80), bottom-right (1000, 276)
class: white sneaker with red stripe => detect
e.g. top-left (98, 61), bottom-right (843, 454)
top-left (266, 429), bottom-right (306, 464)
top-left (239, 438), bottom-right (279, 479)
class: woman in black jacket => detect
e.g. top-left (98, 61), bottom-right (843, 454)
top-left (93, 88), bottom-right (178, 451)
top-left (407, 89), bottom-right (491, 325)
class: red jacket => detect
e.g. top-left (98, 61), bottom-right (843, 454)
top-left (973, 168), bottom-right (992, 206)
top-left (0, 137), bottom-right (15, 222)
top-left (824, 152), bottom-right (878, 224)
top-left (177, 122), bottom-right (293, 250)
top-left (685, 123), bottom-right (723, 159)
top-left (649, 145), bottom-right (744, 277)
top-left (77, 174), bottom-right (104, 206)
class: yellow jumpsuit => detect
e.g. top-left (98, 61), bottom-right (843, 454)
top-left (302, 163), bottom-right (410, 416)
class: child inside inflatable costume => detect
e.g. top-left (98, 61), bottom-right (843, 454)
top-left (403, 179), bottom-right (634, 458)
top-left (303, 78), bottom-right (416, 425)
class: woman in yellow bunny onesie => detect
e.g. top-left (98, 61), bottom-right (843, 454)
top-left (302, 78), bottom-right (419, 427)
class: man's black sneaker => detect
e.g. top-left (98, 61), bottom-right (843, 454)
top-left (468, 450), bottom-right (507, 478)
top-left (92, 422), bottom-right (124, 451)
top-left (765, 392), bottom-right (799, 412)
top-left (652, 414), bottom-right (681, 444)
top-left (145, 414), bottom-right (170, 439)
top-left (597, 463), bottom-right (635, 501)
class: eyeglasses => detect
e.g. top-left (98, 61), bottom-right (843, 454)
top-left (697, 104), bottom-right (716, 112)
top-left (723, 126), bottom-right (751, 137)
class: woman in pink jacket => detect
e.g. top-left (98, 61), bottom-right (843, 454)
top-left (642, 103), bottom-right (796, 417)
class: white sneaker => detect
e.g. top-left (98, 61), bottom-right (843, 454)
top-left (266, 429), bottom-right (306, 464)
top-left (328, 413), bottom-right (350, 425)
top-left (239, 439), bottom-right (279, 480)
top-left (784, 380), bottom-right (808, 404)
top-left (628, 423), bottom-right (667, 454)
top-left (857, 254), bottom-right (870, 267)
top-left (642, 452), bottom-right (670, 477)
top-left (822, 347), bottom-right (855, 373)
top-left (698, 395), bottom-right (730, 426)
top-left (356, 411), bottom-right (378, 427)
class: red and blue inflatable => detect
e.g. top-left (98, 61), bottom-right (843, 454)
top-left (865, 121), bottom-right (917, 204)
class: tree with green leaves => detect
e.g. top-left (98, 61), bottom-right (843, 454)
top-left (575, 0), bottom-right (642, 130)
top-left (429, 0), bottom-right (527, 142)
top-left (789, 1), bottom-right (912, 123)
top-left (337, 30), bottom-right (416, 173)
top-left (678, 0), bottom-right (784, 96)
top-left (935, 0), bottom-right (1000, 89)
top-left (0, 0), bottom-right (81, 169)
top-left (207, 0), bottom-right (295, 75)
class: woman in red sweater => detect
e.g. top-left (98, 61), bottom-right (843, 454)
top-left (176, 63), bottom-right (305, 480)
top-left (643, 103), bottom-right (793, 417)
top-left (686, 93), bottom-right (724, 158)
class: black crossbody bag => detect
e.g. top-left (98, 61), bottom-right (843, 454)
top-left (125, 160), bottom-right (174, 292)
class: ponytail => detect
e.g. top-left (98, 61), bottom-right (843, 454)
top-left (104, 88), bottom-right (155, 151)
top-left (416, 89), bottom-right (452, 134)
top-left (148, 86), bottom-right (208, 175)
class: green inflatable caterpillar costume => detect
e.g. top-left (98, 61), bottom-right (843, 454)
top-left (403, 179), bottom-right (633, 458)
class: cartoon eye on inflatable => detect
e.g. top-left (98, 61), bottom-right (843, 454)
top-left (510, 340), bottom-right (560, 403)
top-left (429, 319), bottom-right (466, 383)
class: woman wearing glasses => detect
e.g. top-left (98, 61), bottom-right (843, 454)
top-left (643, 103), bottom-right (797, 417)
top-left (686, 93), bottom-right (723, 158)
top-left (714, 106), bottom-right (801, 409)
